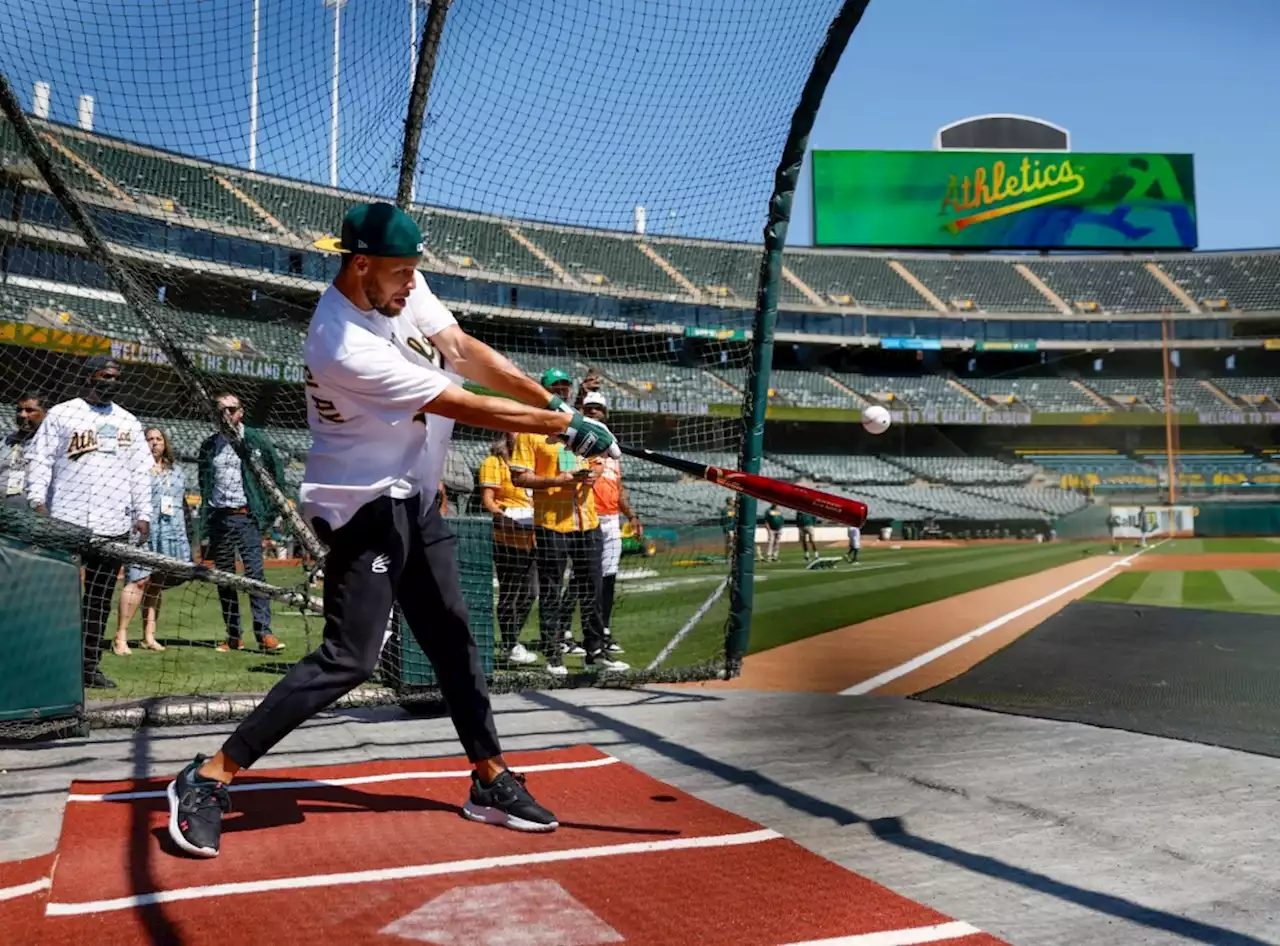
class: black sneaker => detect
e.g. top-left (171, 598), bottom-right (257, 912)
top-left (84, 670), bottom-right (116, 689)
top-left (166, 755), bottom-right (232, 858)
top-left (461, 770), bottom-right (558, 832)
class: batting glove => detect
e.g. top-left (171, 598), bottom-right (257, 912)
top-left (564, 415), bottom-right (621, 459)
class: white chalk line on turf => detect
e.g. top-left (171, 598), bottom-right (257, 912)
top-left (840, 539), bottom-right (1167, 696)
top-left (44, 827), bottom-right (781, 916)
top-left (0, 876), bottom-right (51, 902)
top-left (66, 755), bottom-right (619, 803)
top-left (779, 921), bottom-right (982, 946)
top-left (647, 575), bottom-right (729, 671)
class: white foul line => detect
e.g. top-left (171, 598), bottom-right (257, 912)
top-left (0, 877), bottom-right (51, 903)
top-left (66, 755), bottom-right (620, 803)
top-left (647, 575), bottom-right (729, 671)
top-left (44, 828), bottom-right (781, 917)
top-left (840, 541), bottom-right (1165, 696)
top-left (780, 922), bottom-right (983, 946)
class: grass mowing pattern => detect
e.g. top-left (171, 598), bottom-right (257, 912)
top-left (1150, 538), bottom-right (1280, 555)
top-left (1087, 568), bottom-right (1280, 615)
top-left (668, 542), bottom-right (1112, 666)
top-left (100, 542), bottom-right (1111, 700)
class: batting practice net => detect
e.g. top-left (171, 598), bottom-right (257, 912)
top-left (0, 0), bottom-right (846, 735)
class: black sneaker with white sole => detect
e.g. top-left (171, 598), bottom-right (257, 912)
top-left (461, 769), bottom-right (558, 832)
top-left (167, 755), bottom-right (232, 858)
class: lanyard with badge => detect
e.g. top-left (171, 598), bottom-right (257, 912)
top-left (5, 443), bottom-right (23, 496)
top-left (159, 469), bottom-right (175, 517)
top-left (97, 421), bottom-right (119, 454)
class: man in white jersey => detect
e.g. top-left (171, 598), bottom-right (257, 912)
top-left (25, 356), bottom-right (152, 689)
top-left (845, 523), bottom-right (861, 564)
top-left (166, 203), bottom-right (619, 859)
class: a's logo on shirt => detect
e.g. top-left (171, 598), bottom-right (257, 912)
top-left (404, 333), bottom-right (441, 368)
top-left (371, 554), bottom-right (390, 574)
top-left (67, 428), bottom-right (100, 459)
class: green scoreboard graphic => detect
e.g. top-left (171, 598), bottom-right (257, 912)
top-left (811, 149), bottom-right (1197, 250)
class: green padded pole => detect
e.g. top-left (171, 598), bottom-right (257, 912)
top-left (724, 0), bottom-right (872, 676)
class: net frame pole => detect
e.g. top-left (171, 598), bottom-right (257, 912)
top-left (396, 0), bottom-right (453, 209)
top-left (725, 0), bottom-right (872, 676)
top-left (249, 0), bottom-right (260, 170)
top-left (1161, 318), bottom-right (1177, 505)
top-left (0, 69), bottom-right (327, 562)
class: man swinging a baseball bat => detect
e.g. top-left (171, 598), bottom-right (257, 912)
top-left (166, 203), bottom-right (620, 859)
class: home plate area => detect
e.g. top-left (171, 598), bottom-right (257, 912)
top-left (28, 745), bottom-right (1004, 946)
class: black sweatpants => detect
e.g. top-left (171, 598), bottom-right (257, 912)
top-left (81, 538), bottom-right (126, 679)
top-left (221, 494), bottom-right (502, 769)
top-left (493, 536), bottom-right (536, 651)
top-left (533, 527), bottom-right (604, 661)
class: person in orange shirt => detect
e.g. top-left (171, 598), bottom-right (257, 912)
top-left (581, 393), bottom-right (640, 653)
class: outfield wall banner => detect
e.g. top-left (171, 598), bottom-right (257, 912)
top-left (812, 150), bottom-right (1198, 250)
top-left (1108, 504), bottom-right (1195, 539)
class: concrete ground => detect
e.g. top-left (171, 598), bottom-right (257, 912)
top-left (2, 688), bottom-right (1278, 946)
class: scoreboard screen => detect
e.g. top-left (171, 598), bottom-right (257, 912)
top-left (811, 149), bottom-right (1198, 250)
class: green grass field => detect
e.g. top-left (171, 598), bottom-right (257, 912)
top-left (91, 540), bottom-right (1111, 701)
top-left (1148, 538), bottom-right (1280, 555)
top-left (1088, 568), bottom-right (1280, 614)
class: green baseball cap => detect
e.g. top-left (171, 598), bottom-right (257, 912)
top-left (314, 202), bottom-right (425, 258)
top-left (540, 367), bottom-right (571, 387)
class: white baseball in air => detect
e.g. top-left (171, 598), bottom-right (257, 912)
top-left (861, 405), bottom-right (891, 435)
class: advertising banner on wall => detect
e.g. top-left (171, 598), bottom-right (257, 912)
top-left (1108, 504), bottom-right (1196, 539)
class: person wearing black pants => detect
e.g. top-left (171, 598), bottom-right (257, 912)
top-left (220, 495), bottom-right (500, 769)
top-left (509, 368), bottom-right (629, 675)
top-left (494, 538), bottom-right (537, 654)
top-left (478, 433), bottom-right (539, 666)
top-left (533, 526), bottom-right (606, 663)
top-left (164, 201), bottom-right (621, 859)
top-left (80, 537), bottom-right (129, 686)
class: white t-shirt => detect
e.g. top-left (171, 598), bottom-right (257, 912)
top-left (24, 397), bottom-right (152, 537)
top-left (299, 271), bottom-right (460, 531)
top-left (847, 525), bottom-right (861, 548)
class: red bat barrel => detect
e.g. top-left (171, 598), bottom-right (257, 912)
top-left (618, 446), bottom-right (867, 527)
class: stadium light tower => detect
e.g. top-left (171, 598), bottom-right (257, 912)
top-left (248, 0), bottom-right (260, 170)
top-left (324, 0), bottom-right (349, 189)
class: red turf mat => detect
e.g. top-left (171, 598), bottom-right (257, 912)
top-left (1, 853), bottom-right (55, 946)
top-left (32, 745), bottom-right (1006, 946)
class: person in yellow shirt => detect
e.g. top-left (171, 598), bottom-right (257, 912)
top-left (479, 433), bottom-right (539, 667)
top-left (510, 368), bottom-right (628, 674)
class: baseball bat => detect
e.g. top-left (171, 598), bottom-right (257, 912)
top-left (618, 445), bottom-right (868, 527)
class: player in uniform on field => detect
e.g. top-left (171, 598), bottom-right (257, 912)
top-left (796, 510), bottom-right (818, 562)
top-left (582, 392), bottom-right (639, 654)
top-left (845, 523), bottom-right (861, 564)
top-left (764, 503), bottom-right (785, 561)
top-left (165, 204), bottom-right (620, 858)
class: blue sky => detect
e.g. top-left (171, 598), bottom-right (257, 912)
top-left (3, 0), bottom-right (1276, 250)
